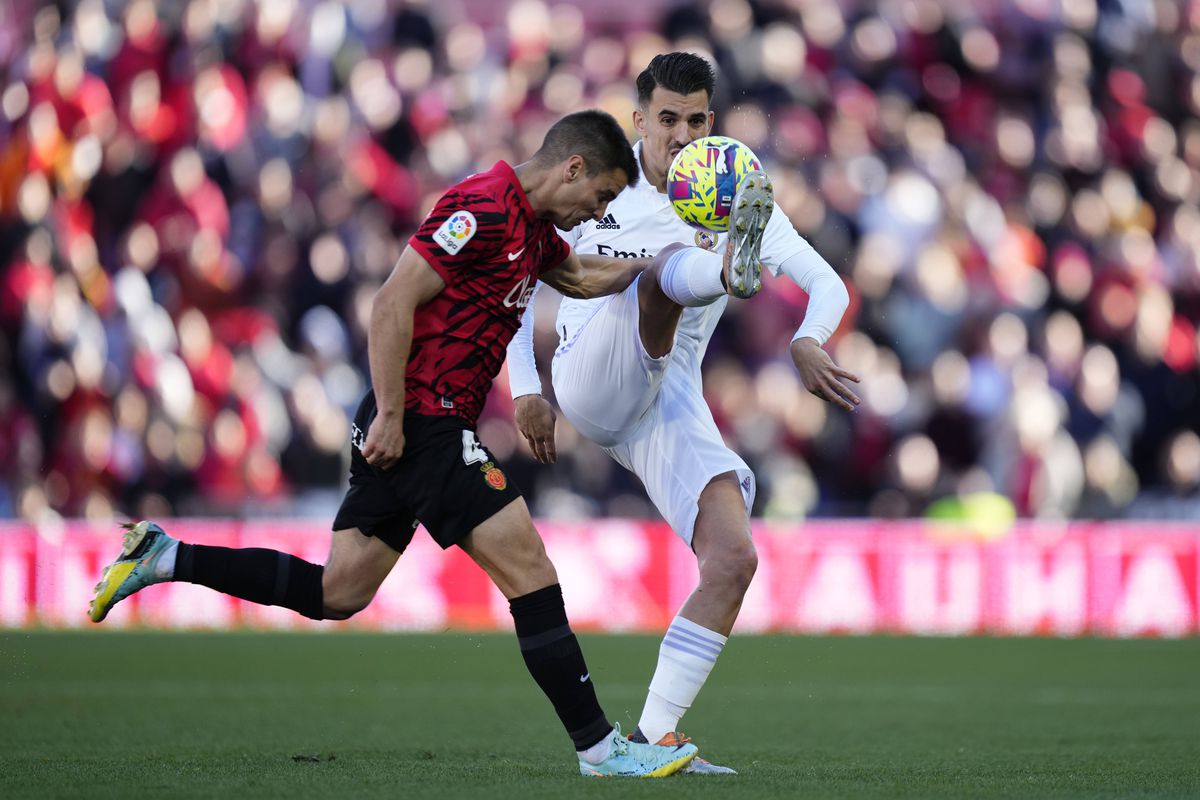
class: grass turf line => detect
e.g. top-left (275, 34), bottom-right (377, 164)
top-left (1, 632), bottom-right (1198, 799)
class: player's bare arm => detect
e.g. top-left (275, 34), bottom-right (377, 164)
top-left (363, 246), bottom-right (446, 469)
top-left (541, 250), bottom-right (649, 299)
top-left (513, 246), bottom-right (646, 464)
top-left (516, 245), bottom-right (680, 463)
top-left (791, 337), bottom-right (861, 413)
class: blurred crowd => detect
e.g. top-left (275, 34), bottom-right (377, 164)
top-left (1, 0), bottom-right (1199, 525)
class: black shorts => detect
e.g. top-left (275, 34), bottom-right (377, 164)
top-left (331, 391), bottom-right (523, 552)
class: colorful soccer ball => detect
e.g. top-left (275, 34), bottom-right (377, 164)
top-left (667, 136), bottom-right (764, 232)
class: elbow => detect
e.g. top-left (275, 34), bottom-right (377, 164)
top-left (811, 269), bottom-right (850, 314)
top-left (832, 275), bottom-right (850, 313)
top-left (368, 289), bottom-right (392, 328)
top-left (369, 280), bottom-right (412, 329)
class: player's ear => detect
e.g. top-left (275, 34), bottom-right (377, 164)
top-left (564, 154), bottom-right (585, 183)
top-left (705, 110), bottom-right (715, 134)
top-left (632, 106), bottom-right (647, 136)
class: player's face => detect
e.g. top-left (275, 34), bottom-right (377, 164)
top-left (553, 163), bottom-right (629, 230)
top-left (633, 87), bottom-right (714, 190)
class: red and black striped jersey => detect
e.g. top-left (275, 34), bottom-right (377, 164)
top-left (406, 161), bottom-right (569, 425)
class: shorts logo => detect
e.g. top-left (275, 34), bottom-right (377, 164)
top-left (695, 230), bottom-right (717, 250)
top-left (434, 210), bottom-right (476, 254)
top-left (462, 431), bottom-right (489, 465)
top-left (481, 461), bottom-right (507, 491)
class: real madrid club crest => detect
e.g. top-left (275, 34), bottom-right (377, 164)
top-left (481, 461), bottom-right (507, 491)
top-left (694, 229), bottom-right (717, 250)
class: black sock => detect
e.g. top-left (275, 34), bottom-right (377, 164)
top-left (509, 584), bottom-right (611, 751)
top-left (174, 544), bottom-right (324, 620)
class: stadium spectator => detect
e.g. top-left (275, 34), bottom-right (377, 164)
top-left (1, 0), bottom-right (1198, 524)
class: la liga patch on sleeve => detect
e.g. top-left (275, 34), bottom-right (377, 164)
top-left (434, 210), bottom-right (477, 254)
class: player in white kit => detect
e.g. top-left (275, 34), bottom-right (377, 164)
top-left (507, 54), bottom-right (861, 773)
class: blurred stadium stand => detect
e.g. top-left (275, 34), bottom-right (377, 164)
top-left (1, 0), bottom-right (1199, 526)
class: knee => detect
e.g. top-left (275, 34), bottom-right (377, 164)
top-left (639, 243), bottom-right (686, 288)
top-left (729, 541), bottom-right (759, 591)
top-left (467, 520), bottom-right (560, 599)
top-left (508, 550), bottom-right (559, 598)
top-left (653, 242), bottom-right (688, 265)
top-left (322, 601), bottom-right (366, 621)
top-left (700, 539), bottom-right (758, 595)
top-left (321, 578), bottom-right (376, 620)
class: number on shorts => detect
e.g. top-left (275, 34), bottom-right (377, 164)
top-left (461, 431), bottom-right (488, 465)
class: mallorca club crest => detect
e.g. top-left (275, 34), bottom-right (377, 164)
top-left (481, 461), bottom-right (507, 491)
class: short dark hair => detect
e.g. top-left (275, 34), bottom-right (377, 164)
top-left (636, 52), bottom-right (716, 106)
top-left (533, 109), bottom-right (638, 187)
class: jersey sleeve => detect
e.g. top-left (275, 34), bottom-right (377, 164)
top-left (506, 285), bottom-right (544, 397)
top-left (778, 250), bottom-right (849, 345)
top-left (758, 203), bottom-right (818, 277)
top-left (408, 188), bottom-right (508, 283)
top-left (536, 224), bottom-right (572, 276)
top-left (758, 205), bottom-right (850, 346)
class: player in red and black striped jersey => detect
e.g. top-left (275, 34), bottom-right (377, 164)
top-left (398, 160), bottom-right (577, 424)
top-left (88, 110), bottom-right (701, 777)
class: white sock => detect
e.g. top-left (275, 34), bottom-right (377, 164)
top-left (638, 616), bottom-right (728, 742)
top-left (578, 727), bottom-right (616, 764)
top-left (152, 540), bottom-right (179, 580)
top-left (657, 247), bottom-right (725, 307)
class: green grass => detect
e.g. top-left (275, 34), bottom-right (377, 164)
top-left (1, 632), bottom-right (1198, 799)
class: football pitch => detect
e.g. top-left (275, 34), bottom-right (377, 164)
top-left (1, 632), bottom-right (1197, 799)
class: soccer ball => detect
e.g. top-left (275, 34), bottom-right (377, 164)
top-left (667, 136), bottom-right (763, 232)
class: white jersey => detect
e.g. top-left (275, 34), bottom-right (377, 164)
top-left (555, 140), bottom-right (822, 356)
top-left (504, 139), bottom-right (848, 540)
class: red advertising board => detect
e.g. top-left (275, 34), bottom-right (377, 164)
top-left (0, 520), bottom-right (1196, 636)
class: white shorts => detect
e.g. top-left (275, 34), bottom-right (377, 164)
top-left (552, 277), bottom-right (755, 545)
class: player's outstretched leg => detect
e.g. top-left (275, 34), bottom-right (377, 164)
top-left (628, 729), bottom-right (737, 776)
top-left (89, 520), bottom-right (329, 622)
top-left (89, 521), bottom-right (179, 622)
top-left (725, 170), bottom-right (774, 299)
top-left (578, 725), bottom-right (698, 778)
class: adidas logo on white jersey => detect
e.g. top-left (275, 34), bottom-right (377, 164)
top-left (595, 214), bottom-right (621, 229)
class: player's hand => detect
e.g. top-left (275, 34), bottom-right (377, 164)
top-left (791, 337), bottom-right (861, 412)
top-left (361, 411), bottom-right (406, 470)
top-left (515, 394), bottom-right (557, 464)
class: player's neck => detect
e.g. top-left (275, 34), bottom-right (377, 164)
top-left (639, 148), bottom-right (669, 194)
top-left (512, 161), bottom-right (553, 218)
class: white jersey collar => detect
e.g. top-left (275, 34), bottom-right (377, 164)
top-left (633, 140), bottom-right (665, 197)
top-left (632, 140), bottom-right (675, 213)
